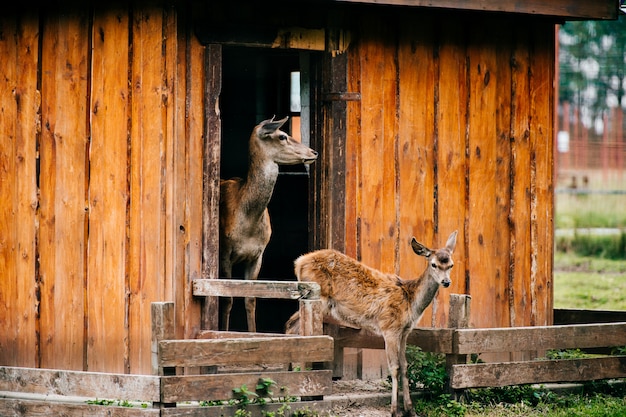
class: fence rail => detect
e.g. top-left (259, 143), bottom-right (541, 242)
top-left (1, 284), bottom-right (625, 415)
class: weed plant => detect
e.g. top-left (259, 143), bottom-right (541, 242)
top-left (405, 344), bottom-right (626, 417)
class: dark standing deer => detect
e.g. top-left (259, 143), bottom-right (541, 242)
top-left (219, 116), bottom-right (318, 332)
top-left (287, 231), bottom-right (458, 417)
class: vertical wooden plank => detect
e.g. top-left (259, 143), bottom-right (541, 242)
top-left (358, 14), bottom-right (397, 272)
top-left (129, 4), bottom-right (167, 374)
top-left (529, 22), bottom-right (554, 327)
top-left (397, 15), bottom-right (436, 326)
top-left (39, 8), bottom-right (89, 369)
top-left (357, 14), bottom-right (398, 379)
top-left (163, 1), bottom-right (177, 305)
top-left (509, 26), bottom-right (532, 328)
top-left (175, 5), bottom-right (204, 340)
top-left (494, 20), bottom-right (513, 329)
top-left (0, 15), bottom-right (20, 366)
top-left (201, 43), bottom-right (221, 330)
top-left (466, 20), bottom-right (499, 329)
top-left (39, 7), bottom-right (90, 370)
top-left (434, 16), bottom-right (469, 327)
top-left (13, 12), bottom-right (40, 368)
top-left (345, 31), bottom-right (361, 259)
top-left (87, 4), bottom-right (130, 373)
top-left (325, 31), bottom-right (348, 252)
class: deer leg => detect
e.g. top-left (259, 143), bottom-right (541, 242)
top-left (243, 257), bottom-right (263, 332)
top-left (399, 331), bottom-right (416, 417)
top-left (220, 261), bottom-right (234, 331)
top-left (383, 334), bottom-right (401, 417)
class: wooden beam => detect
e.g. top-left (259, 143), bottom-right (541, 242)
top-left (161, 370), bottom-right (332, 402)
top-left (454, 322), bottom-right (626, 354)
top-left (330, 0), bottom-right (619, 20)
top-left (450, 356), bottom-right (626, 389)
top-left (192, 279), bottom-right (321, 300)
top-left (0, 366), bottom-right (160, 402)
top-left (158, 336), bottom-right (334, 367)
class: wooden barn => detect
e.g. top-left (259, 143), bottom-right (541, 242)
top-left (0, 0), bottom-right (618, 378)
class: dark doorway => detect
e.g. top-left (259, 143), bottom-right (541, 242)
top-left (219, 47), bottom-right (316, 332)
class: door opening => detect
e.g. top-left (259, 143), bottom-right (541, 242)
top-left (219, 47), bottom-right (317, 332)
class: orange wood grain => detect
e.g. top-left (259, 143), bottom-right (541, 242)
top-left (466, 25), bottom-right (499, 329)
top-left (530, 23), bottom-right (555, 327)
top-left (0, 16), bottom-right (19, 366)
top-left (39, 8), bottom-right (90, 370)
top-left (13, 12), bottom-right (40, 368)
top-left (494, 21), bottom-right (513, 329)
top-left (397, 16), bottom-right (436, 326)
top-left (87, 5), bottom-right (130, 373)
top-left (434, 17), bottom-right (469, 327)
top-left (510, 28), bottom-right (532, 328)
top-left (174, 17), bottom-right (205, 341)
top-left (129, 5), bottom-right (168, 374)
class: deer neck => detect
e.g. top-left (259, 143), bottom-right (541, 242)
top-left (239, 156), bottom-right (279, 218)
top-left (407, 272), bottom-right (441, 321)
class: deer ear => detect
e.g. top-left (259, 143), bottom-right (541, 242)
top-left (411, 237), bottom-right (432, 257)
top-left (445, 230), bottom-right (458, 253)
top-left (259, 116), bottom-right (289, 135)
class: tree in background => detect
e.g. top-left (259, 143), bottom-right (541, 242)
top-left (559, 14), bottom-right (626, 128)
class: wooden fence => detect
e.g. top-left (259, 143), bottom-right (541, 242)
top-left (1, 283), bottom-right (625, 416)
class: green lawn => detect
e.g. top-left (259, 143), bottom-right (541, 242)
top-left (553, 252), bottom-right (626, 311)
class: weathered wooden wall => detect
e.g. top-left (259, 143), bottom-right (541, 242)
top-left (0, 2), bottom-right (206, 374)
top-left (342, 10), bottom-right (554, 330)
top-left (1, 1), bottom-right (557, 377)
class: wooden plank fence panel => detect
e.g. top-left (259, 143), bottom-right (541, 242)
top-left (0, 12), bottom-right (39, 369)
top-left (129, 4), bottom-right (169, 374)
top-left (0, 366), bottom-right (160, 401)
top-left (530, 22), bottom-right (555, 327)
top-left (454, 323), bottom-right (626, 354)
top-left (434, 16), bottom-right (469, 325)
top-left (396, 14), bottom-right (436, 326)
top-left (193, 279), bottom-right (320, 299)
top-left (509, 26), bottom-right (532, 329)
top-left (0, 399), bottom-right (159, 417)
top-left (466, 22), bottom-right (501, 330)
top-left (161, 370), bottom-right (332, 402)
top-left (39, 6), bottom-right (90, 371)
top-left (158, 336), bottom-right (334, 368)
top-left (87, 3), bottom-right (131, 374)
top-left (451, 356), bottom-right (626, 389)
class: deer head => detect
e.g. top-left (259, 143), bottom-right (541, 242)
top-left (251, 116), bottom-right (318, 166)
top-left (410, 230), bottom-right (457, 287)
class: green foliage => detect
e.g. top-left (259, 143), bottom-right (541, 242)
top-left (556, 232), bottom-right (626, 260)
top-left (261, 403), bottom-right (292, 417)
top-left (291, 406), bottom-right (322, 416)
top-left (86, 398), bottom-right (148, 408)
top-left (545, 348), bottom-right (592, 360)
top-left (559, 15), bottom-right (626, 117)
top-left (465, 385), bottom-right (557, 408)
top-left (232, 384), bottom-right (259, 407)
top-left (405, 345), bottom-right (448, 397)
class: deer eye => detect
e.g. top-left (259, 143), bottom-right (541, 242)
top-left (279, 134), bottom-right (288, 141)
top-left (431, 262), bottom-right (437, 269)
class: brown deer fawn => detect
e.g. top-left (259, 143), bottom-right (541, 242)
top-left (288, 231), bottom-right (457, 417)
top-left (219, 116), bottom-right (317, 332)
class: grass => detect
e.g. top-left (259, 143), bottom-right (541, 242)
top-left (463, 394), bottom-right (626, 417)
top-left (553, 252), bottom-right (626, 310)
top-left (555, 191), bottom-right (626, 229)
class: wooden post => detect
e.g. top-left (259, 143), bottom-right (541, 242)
top-left (151, 302), bottom-right (176, 409)
top-left (446, 294), bottom-right (471, 398)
